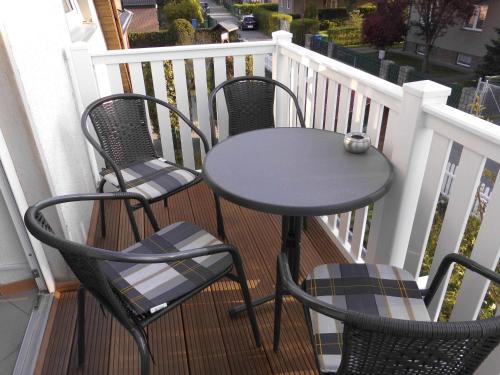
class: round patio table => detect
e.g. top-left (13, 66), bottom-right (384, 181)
top-left (202, 127), bottom-right (393, 314)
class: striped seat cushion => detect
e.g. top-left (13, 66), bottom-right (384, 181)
top-left (304, 263), bottom-right (430, 374)
top-left (102, 158), bottom-right (197, 200)
top-left (102, 221), bottom-right (232, 316)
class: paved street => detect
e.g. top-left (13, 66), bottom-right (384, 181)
top-left (205, 0), bottom-right (270, 41)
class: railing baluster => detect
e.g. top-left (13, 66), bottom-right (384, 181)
top-left (193, 58), bottom-right (211, 155)
top-left (426, 148), bottom-right (486, 320)
top-left (313, 73), bottom-right (327, 129)
top-left (450, 177), bottom-right (500, 321)
top-left (213, 56), bottom-right (229, 141)
top-left (106, 64), bottom-right (124, 94)
top-left (297, 64), bottom-right (307, 126)
top-left (405, 133), bottom-right (452, 278)
top-left (150, 61), bottom-right (176, 162)
top-left (304, 69), bottom-right (317, 128)
top-left (336, 85), bottom-right (351, 133)
top-left (233, 55), bottom-right (246, 77)
top-left (351, 92), bottom-right (366, 132)
top-left (172, 59), bottom-right (195, 169)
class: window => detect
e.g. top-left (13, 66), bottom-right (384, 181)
top-left (416, 45), bottom-right (426, 56)
top-left (286, 0), bottom-right (290, 9)
top-left (456, 53), bottom-right (473, 68)
top-left (464, 5), bottom-right (488, 31)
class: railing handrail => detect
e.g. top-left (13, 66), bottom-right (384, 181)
top-left (424, 103), bottom-right (500, 162)
top-left (90, 40), bottom-right (277, 65)
top-left (277, 40), bottom-right (404, 112)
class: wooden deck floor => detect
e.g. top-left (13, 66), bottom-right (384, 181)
top-left (37, 183), bottom-right (346, 375)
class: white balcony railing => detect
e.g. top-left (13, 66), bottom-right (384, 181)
top-left (68, 32), bottom-right (499, 337)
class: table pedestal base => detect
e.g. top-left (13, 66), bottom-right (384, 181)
top-left (229, 216), bottom-right (302, 316)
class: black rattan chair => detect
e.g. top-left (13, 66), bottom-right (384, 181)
top-left (82, 93), bottom-right (225, 242)
top-left (24, 192), bottom-right (261, 375)
top-left (273, 253), bottom-right (500, 375)
top-left (208, 76), bottom-right (306, 145)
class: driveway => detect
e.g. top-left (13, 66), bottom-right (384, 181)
top-left (205, 0), bottom-right (270, 41)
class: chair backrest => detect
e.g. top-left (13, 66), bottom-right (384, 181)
top-left (339, 312), bottom-right (500, 374)
top-left (83, 95), bottom-right (157, 169)
top-left (209, 76), bottom-right (306, 143)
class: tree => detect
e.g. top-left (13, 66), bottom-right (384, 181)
top-left (362, 0), bottom-right (408, 51)
top-left (162, 0), bottom-right (204, 25)
top-left (476, 28), bottom-right (500, 78)
top-left (411, 0), bottom-right (475, 72)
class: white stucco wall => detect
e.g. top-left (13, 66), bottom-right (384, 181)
top-left (0, 1), bottom-right (108, 281)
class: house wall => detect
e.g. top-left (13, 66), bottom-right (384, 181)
top-left (405, 1), bottom-right (499, 69)
top-left (0, 0), bottom-right (108, 281)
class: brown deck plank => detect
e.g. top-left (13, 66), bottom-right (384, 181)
top-left (39, 183), bottom-right (346, 375)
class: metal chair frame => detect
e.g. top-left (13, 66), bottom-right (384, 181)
top-left (24, 192), bottom-right (261, 375)
top-left (82, 93), bottom-right (225, 242)
top-left (273, 252), bottom-right (500, 375)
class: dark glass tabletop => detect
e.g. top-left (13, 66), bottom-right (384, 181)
top-left (203, 128), bottom-right (393, 216)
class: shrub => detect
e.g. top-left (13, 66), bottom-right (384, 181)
top-left (328, 25), bottom-right (363, 46)
top-left (290, 18), bottom-right (320, 46)
top-left (232, 3), bottom-right (277, 16)
top-left (290, 13), bottom-right (302, 20)
top-left (253, 9), bottom-right (292, 36)
top-left (358, 3), bottom-right (377, 15)
top-left (319, 19), bottom-right (330, 31)
top-left (318, 8), bottom-right (349, 21)
top-left (167, 19), bottom-right (195, 45)
top-left (163, 0), bottom-right (203, 25)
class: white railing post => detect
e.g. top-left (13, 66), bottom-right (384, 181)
top-left (272, 30), bottom-right (292, 127)
top-left (366, 81), bottom-right (451, 267)
top-left (66, 42), bottom-right (103, 182)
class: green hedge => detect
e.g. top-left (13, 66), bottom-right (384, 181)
top-left (328, 25), bottom-right (362, 46)
top-left (253, 9), bottom-right (292, 36)
top-left (290, 18), bottom-right (320, 46)
top-left (129, 31), bottom-right (170, 48)
top-left (358, 3), bottom-right (377, 15)
top-left (318, 8), bottom-right (349, 21)
top-left (232, 3), bottom-right (278, 16)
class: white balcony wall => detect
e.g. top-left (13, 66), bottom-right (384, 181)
top-left (0, 0), bottom-right (107, 282)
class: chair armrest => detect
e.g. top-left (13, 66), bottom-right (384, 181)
top-left (26, 192), bottom-right (160, 234)
top-left (424, 253), bottom-right (500, 306)
top-left (277, 253), bottom-right (347, 321)
top-left (84, 243), bottom-right (238, 265)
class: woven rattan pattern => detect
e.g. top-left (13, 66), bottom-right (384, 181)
top-left (223, 80), bottom-right (276, 136)
top-left (334, 312), bottom-right (500, 375)
top-left (89, 98), bottom-right (156, 169)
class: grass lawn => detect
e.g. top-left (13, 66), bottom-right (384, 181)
top-left (366, 50), bottom-right (475, 86)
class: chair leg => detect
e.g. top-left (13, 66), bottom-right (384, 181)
top-left (77, 286), bottom-right (86, 366)
top-left (233, 253), bottom-right (261, 347)
top-left (213, 193), bottom-right (226, 239)
top-left (273, 261), bottom-right (284, 352)
top-left (124, 199), bottom-right (141, 242)
top-left (98, 179), bottom-right (106, 237)
top-left (131, 328), bottom-right (150, 375)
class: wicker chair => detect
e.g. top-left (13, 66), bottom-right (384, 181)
top-left (24, 192), bottom-right (261, 375)
top-left (273, 253), bottom-right (500, 375)
top-left (208, 76), bottom-right (306, 145)
top-left (82, 93), bottom-right (225, 242)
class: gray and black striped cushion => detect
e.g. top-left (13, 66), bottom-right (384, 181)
top-left (102, 221), bottom-right (232, 315)
top-left (102, 158), bottom-right (196, 200)
top-left (304, 263), bottom-right (430, 374)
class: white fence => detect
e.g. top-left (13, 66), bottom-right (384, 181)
top-left (69, 32), bottom-right (499, 335)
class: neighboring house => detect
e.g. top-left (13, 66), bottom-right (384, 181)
top-left (405, 1), bottom-right (499, 70)
top-left (279, 0), bottom-right (367, 16)
top-left (123, 0), bottom-right (159, 33)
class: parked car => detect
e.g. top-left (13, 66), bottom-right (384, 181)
top-left (240, 15), bottom-right (257, 30)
